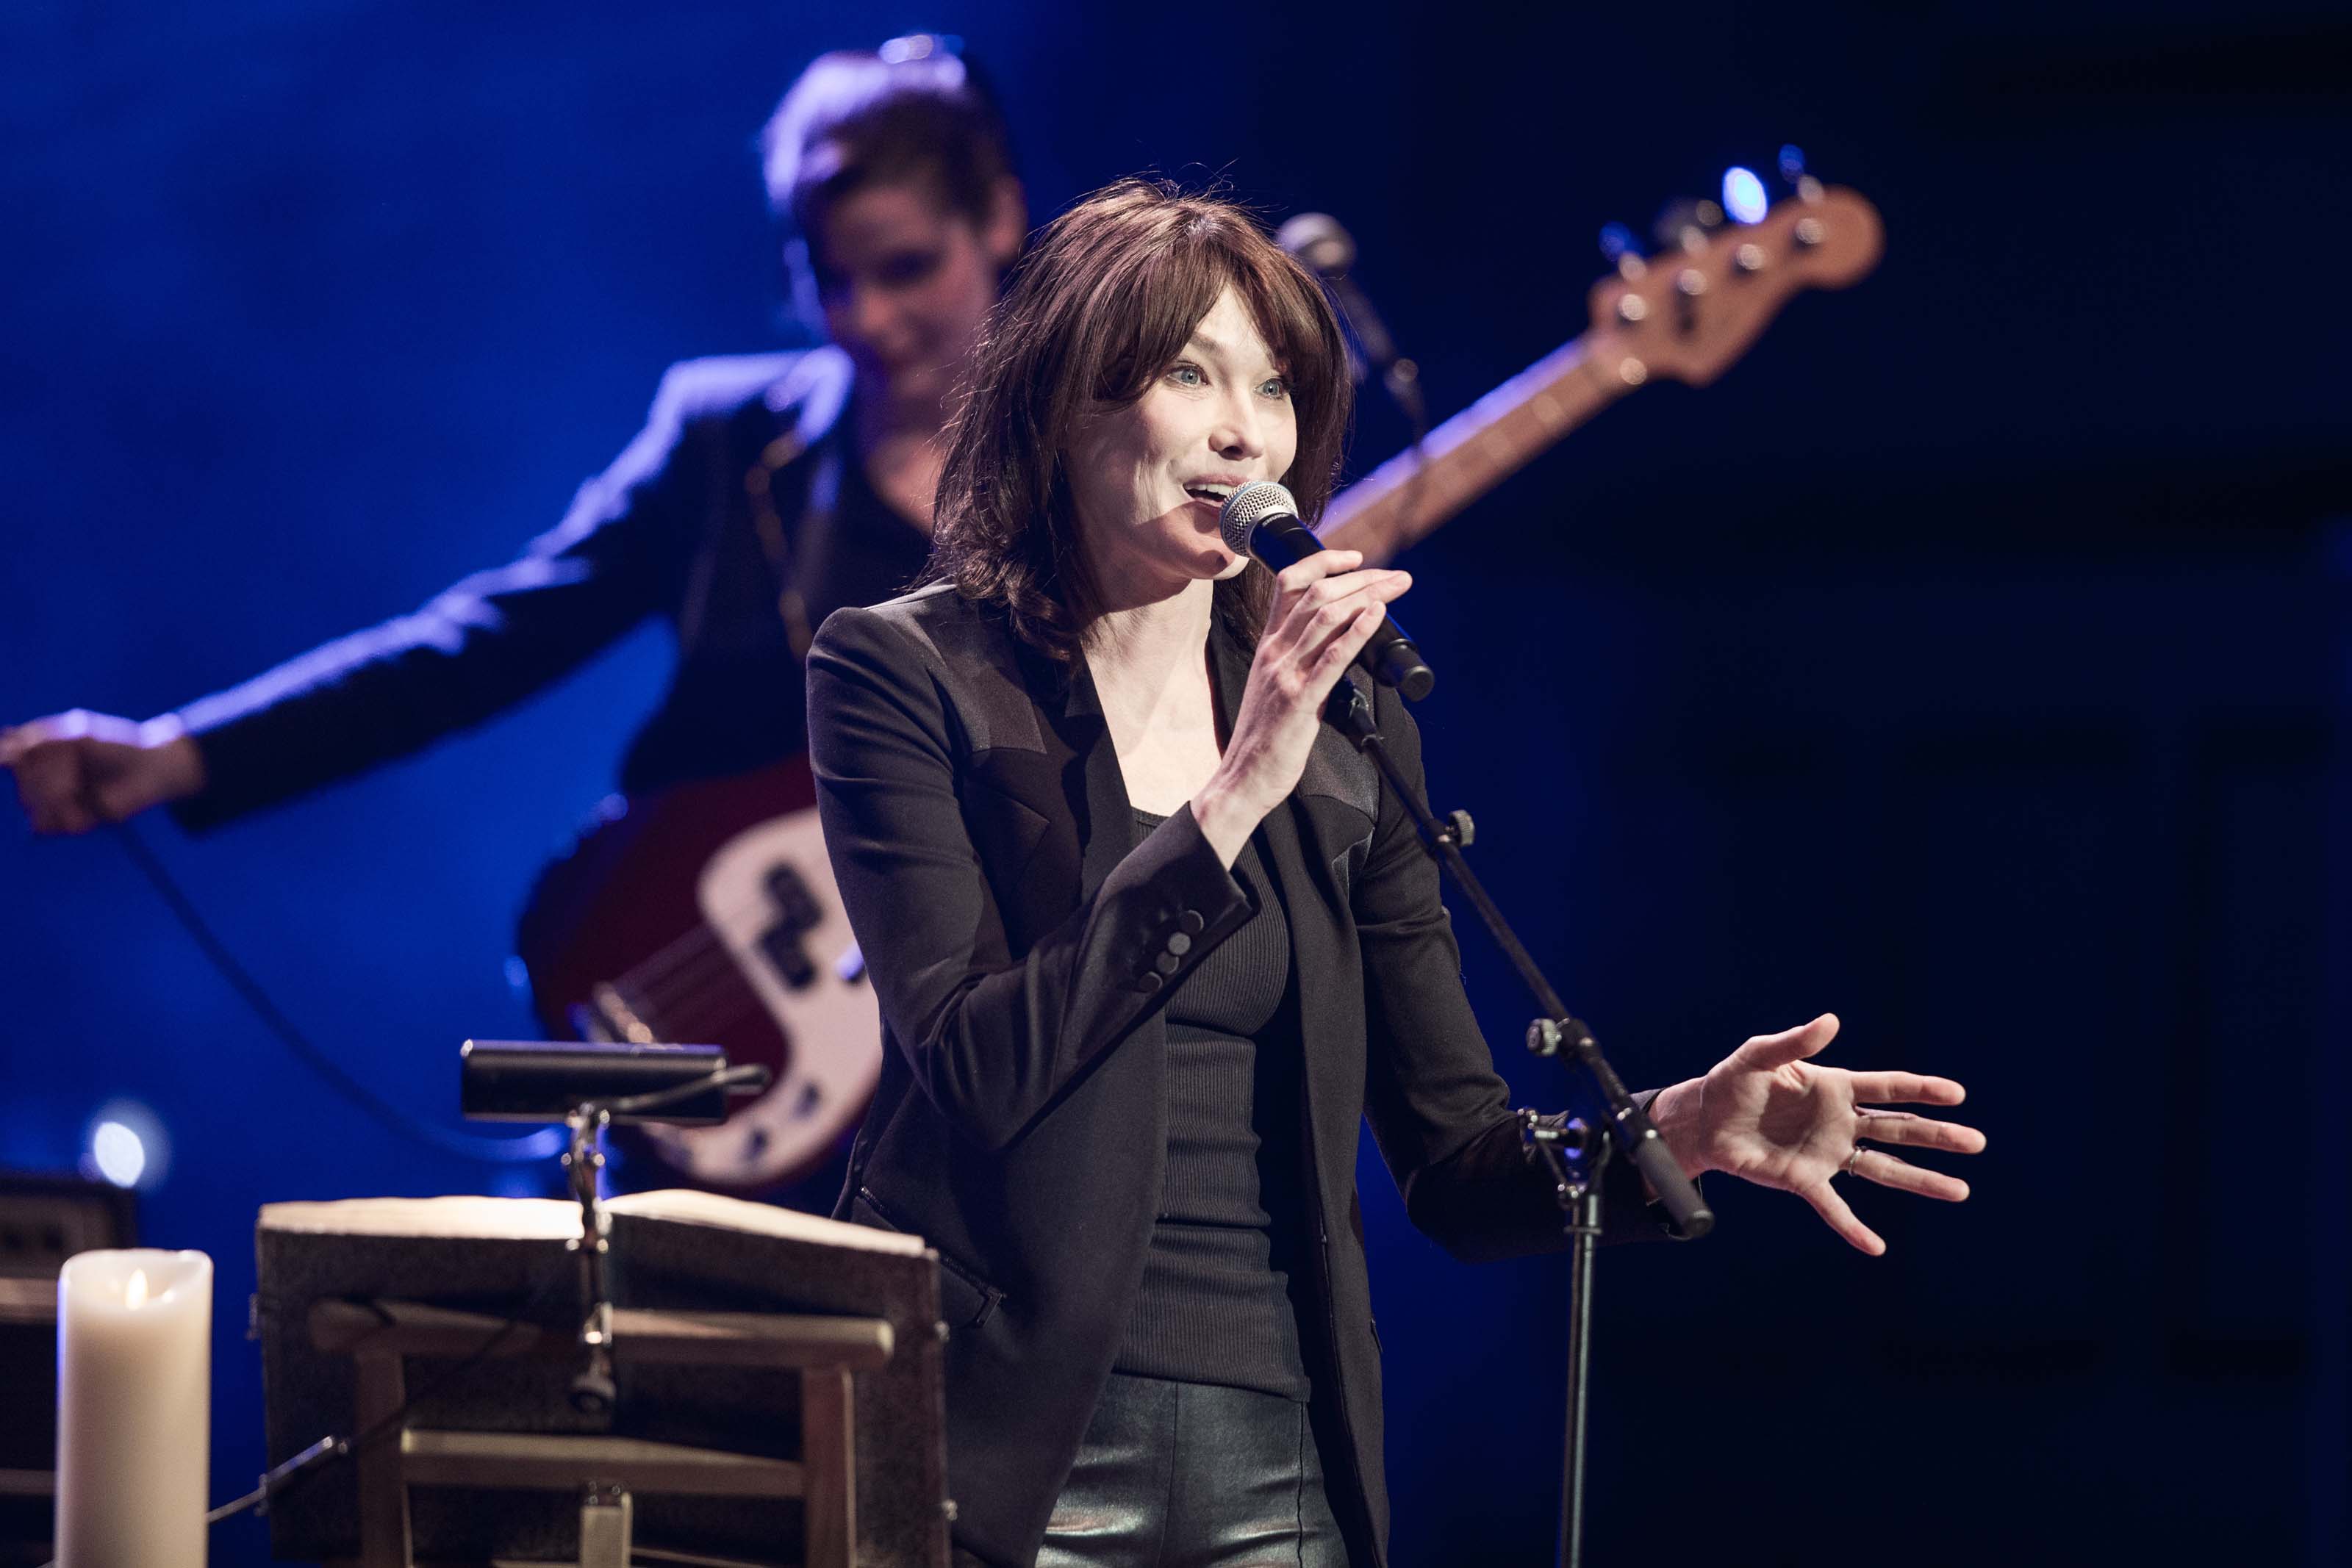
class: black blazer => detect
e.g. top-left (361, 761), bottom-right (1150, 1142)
top-left (170, 346), bottom-right (925, 828)
top-left (807, 583), bottom-right (1679, 1567)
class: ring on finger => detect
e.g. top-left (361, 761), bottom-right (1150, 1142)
top-left (1843, 1145), bottom-right (1865, 1176)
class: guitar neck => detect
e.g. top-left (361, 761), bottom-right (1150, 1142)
top-left (1318, 329), bottom-right (1637, 566)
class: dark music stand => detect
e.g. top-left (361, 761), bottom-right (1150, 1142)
top-left (254, 1193), bottom-right (952, 1568)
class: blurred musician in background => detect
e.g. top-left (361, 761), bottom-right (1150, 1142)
top-left (1, 37), bottom-right (1022, 1199)
top-left (808, 179), bottom-right (1987, 1568)
top-left (1, 35), bottom-right (1017, 848)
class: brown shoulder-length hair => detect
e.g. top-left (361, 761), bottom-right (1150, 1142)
top-left (928, 178), bottom-right (1353, 661)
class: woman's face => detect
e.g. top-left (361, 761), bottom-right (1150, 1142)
top-left (806, 178), bottom-right (1022, 417)
top-left (1066, 284), bottom-right (1299, 605)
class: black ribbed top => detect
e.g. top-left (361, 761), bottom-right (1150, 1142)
top-left (1115, 808), bottom-right (1311, 1401)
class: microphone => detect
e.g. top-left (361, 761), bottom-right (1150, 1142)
top-left (1276, 212), bottom-right (1427, 431)
top-left (1219, 481), bottom-right (1435, 701)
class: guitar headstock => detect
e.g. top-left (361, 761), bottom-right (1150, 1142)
top-left (1585, 179), bottom-right (1882, 389)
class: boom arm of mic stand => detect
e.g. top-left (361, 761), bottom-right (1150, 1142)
top-left (1322, 683), bottom-right (1713, 1238)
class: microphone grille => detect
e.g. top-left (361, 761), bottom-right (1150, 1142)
top-left (1218, 481), bottom-right (1299, 553)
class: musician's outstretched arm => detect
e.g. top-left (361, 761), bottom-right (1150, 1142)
top-left (4, 364), bottom-right (714, 835)
top-left (0, 711), bottom-right (204, 835)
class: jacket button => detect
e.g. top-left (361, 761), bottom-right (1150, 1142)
top-left (1154, 952), bottom-right (1181, 977)
top-left (1137, 972), bottom-right (1164, 995)
top-left (1178, 910), bottom-right (1205, 935)
top-left (1165, 932), bottom-right (1192, 957)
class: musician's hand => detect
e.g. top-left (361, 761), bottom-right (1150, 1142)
top-left (1646, 1013), bottom-right (1984, 1255)
top-left (0, 710), bottom-right (207, 834)
top-left (1194, 549), bottom-right (1408, 865)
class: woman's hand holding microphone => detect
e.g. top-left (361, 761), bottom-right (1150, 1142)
top-left (1192, 549), bottom-right (1408, 867)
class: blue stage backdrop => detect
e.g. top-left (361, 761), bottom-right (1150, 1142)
top-left (3, 1), bottom-right (2346, 1561)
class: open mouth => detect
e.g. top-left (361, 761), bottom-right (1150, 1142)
top-left (1183, 483), bottom-right (1237, 508)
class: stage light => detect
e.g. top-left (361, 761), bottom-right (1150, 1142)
top-left (84, 1099), bottom-right (170, 1191)
top-left (1722, 165), bottom-right (1768, 225)
top-left (90, 1122), bottom-right (145, 1187)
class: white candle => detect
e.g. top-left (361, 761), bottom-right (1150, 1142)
top-left (56, 1248), bottom-right (212, 1568)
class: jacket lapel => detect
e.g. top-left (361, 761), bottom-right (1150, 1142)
top-left (1055, 647), bottom-right (1141, 903)
top-left (1209, 625), bottom-right (1384, 1221)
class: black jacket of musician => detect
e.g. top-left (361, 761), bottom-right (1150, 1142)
top-left (166, 346), bottom-right (931, 830)
top-left (807, 583), bottom-right (1688, 1568)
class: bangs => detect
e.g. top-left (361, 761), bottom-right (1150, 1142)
top-left (1229, 252), bottom-right (1341, 414)
top-left (1088, 226), bottom-right (1341, 434)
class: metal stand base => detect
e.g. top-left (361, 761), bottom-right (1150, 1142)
top-left (1524, 1112), bottom-right (1609, 1568)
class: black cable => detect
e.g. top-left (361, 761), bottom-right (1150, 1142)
top-left (204, 1476), bottom-right (273, 1527)
top-left (204, 1257), bottom-right (581, 1529)
top-left (104, 813), bottom-right (562, 1164)
top-left (600, 1062), bottom-right (770, 1118)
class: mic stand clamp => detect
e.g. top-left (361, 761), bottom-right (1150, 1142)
top-left (1520, 1110), bottom-right (1610, 1567)
top-left (562, 1103), bottom-right (618, 1420)
top-left (549, 1062), bottom-right (772, 1423)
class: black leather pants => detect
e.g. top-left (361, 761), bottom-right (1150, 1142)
top-left (1026, 1372), bottom-right (1350, 1567)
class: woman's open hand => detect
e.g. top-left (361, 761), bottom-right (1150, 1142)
top-left (1649, 1013), bottom-right (1986, 1255)
top-left (1193, 549), bottom-right (1408, 864)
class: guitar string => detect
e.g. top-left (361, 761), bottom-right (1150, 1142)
top-left (616, 937), bottom-right (798, 1043)
top-left (593, 865), bottom-right (828, 999)
top-left (620, 921), bottom-right (781, 1017)
top-left (607, 884), bottom-right (851, 1021)
top-left (606, 935), bottom-right (734, 1022)
top-left (596, 913), bottom-right (734, 995)
top-left (632, 992), bottom-right (773, 1053)
top-left (585, 891), bottom-right (789, 1018)
top-left (622, 962), bottom-right (759, 1040)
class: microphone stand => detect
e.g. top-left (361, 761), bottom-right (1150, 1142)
top-left (554, 1064), bottom-right (772, 1420)
top-left (1320, 683), bottom-right (1712, 1568)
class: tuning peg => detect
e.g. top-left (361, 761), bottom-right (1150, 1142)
top-left (1598, 221), bottom-right (1646, 278)
top-left (1776, 143), bottom-right (1825, 203)
top-left (1651, 198), bottom-right (1723, 254)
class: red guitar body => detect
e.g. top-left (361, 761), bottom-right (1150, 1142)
top-left (513, 755), bottom-right (881, 1196)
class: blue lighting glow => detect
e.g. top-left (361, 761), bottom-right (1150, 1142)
top-left (91, 1121), bottom-right (146, 1187)
top-left (84, 1099), bottom-right (170, 1190)
top-left (1722, 166), bottom-right (1768, 225)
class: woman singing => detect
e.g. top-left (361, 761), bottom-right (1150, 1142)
top-left (807, 180), bottom-right (1984, 1567)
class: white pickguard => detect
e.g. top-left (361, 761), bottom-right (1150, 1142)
top-left (635, 808), bottom-right (881, 1187)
